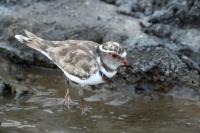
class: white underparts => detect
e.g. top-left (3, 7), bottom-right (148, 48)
top-left (57, 56), bottom-right (117, 86)
top-left (60, 65), bottom-right (104, 86)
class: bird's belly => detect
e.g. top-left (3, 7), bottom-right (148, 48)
top-left (62, 70), bottom-right (104, 86)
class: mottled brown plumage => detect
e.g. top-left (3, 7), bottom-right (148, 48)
top-left (15, 30), bottom-right (128, 86)
top-left (15, 30), bottom-right (128, 113)
top-left (48, 41), bottom-right (99, 79)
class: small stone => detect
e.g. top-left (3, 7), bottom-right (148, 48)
top-left (185, 122), bottom-right (192, 126)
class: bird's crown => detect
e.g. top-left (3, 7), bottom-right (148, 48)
top-left (99, 41), bottom-right (127, 58)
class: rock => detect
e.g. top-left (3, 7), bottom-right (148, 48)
top-left (116, 1), bottom-right (133, 16)
top-left (0, 80), bottom-right (13, 96)
top-left (148, 0), bottom-right (200, 26)
top-left (180, 55), bottom-right (200, 73)
top-left (100, 0), bottom-right (117, 4)
top-left (121, 46), bottom-right (188, 92)
top-left (143, 23), bottom-right (200, 73)
top-left (0, 0), bottom-right (131, 67)
top-left (102, 0), bottom-right (200, 26)
top-left (0, 0), bottom-right (18, 5)
top-left (167, 85), bottom-right (200, 101)
top-left (0, 0), bottom-right (199, 97)
top-left (143, 24), bottom-right (172, 38)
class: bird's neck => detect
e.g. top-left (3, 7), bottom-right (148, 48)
top-left (96, 56), bottom-right (117, 79)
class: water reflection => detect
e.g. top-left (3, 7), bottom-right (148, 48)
top-left (1, 56), bottom-right (200, 133)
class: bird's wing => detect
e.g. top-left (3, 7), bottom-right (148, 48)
top-left (48, 41), bottom-right (99, 79)
top-left (15, 30), bottom-right (55, 53)
top-left (15, 30), bottom-right (100, 79)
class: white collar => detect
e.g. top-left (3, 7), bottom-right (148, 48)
top-left (97, 56), bottom-right (117, 78)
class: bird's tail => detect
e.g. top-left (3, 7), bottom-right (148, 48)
top-left (15, 30), bottom-right (50, 53)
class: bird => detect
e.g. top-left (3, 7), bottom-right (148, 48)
top-left (15, 30), bottom-right (129, 113)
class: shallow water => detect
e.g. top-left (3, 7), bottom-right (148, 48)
top-left (1, 56), bottom-right (200, 133)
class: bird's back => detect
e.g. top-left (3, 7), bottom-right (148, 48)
top-left (15, 31), bottom-right (102, 84)
top-left (48, 40), bottom-right (99, 79)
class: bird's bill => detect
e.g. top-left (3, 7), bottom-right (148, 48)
top-left (122, 58), bottom-right (129, 66)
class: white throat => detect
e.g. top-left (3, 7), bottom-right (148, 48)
top-left (97, 56), bottom-right (117, 78)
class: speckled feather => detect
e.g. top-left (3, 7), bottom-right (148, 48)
top-left (102, 41), bottom-right (125, 55)
top-left (48, 40), bottom-right (99, 79)
top-left (16, 30), bottom-right (99, 79)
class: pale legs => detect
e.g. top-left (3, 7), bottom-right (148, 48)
top-left (79, 88), bottom-right (91, 115)
top-left (63, 79), bottom-right (72, 109)
top-left (63, 81), bottom-right (89, 114)
top-left (79, 89), bottom-right (85, 114)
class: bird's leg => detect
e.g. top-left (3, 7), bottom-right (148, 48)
top-left (63, 88), bottom-right (71, 109)
top-left (79, 89), bottom-right (91, 115)
top-left (79, 91), bottom-right (92, 115)
top-left (63, 79), bottom-right (71, 109)
top-left (80, 97), bottom-right (85, 114)
top-left (79, 89), bottom-right (86, 114)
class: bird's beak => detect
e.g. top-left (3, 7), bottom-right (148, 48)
top-left (122, 58), bottom-right (129, 66)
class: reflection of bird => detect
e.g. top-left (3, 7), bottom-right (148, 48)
top-left (15, 30), bottom-right (129, 113)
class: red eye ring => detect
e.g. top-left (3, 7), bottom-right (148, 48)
top-left (111, 53), bottom-right (118, 58)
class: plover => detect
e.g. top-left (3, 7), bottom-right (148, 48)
top-left (15, 30), bottom-right (129, 112)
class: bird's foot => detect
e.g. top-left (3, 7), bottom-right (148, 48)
top-left (63, 96), bottom-right (72, 110)
top-left (81, 106), bottom-right (92, 115)
top-left (80, 98), bottom-right (92, 115)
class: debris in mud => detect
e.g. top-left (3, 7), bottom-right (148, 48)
top-left (0, 77), bottom-right (31, 100)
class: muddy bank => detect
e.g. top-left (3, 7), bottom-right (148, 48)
top-left (0, 0), bottom-right (199, 97)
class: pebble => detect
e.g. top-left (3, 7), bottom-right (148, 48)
top-left (43, 109), bottom-right (54, 114)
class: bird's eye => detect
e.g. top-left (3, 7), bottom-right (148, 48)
top-left (111, 53), bottom-right (118, 58)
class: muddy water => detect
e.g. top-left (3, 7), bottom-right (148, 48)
top-left (1, 56), bottom-right (200, 133)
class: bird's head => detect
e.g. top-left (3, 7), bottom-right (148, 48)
top-left (97, 41), bottom-right (128, 71)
